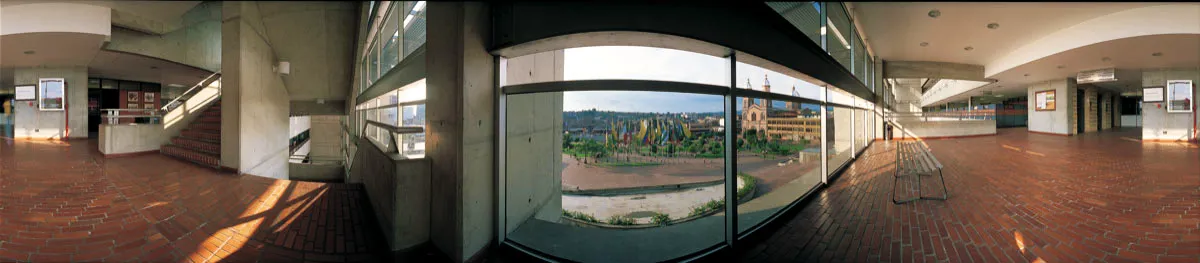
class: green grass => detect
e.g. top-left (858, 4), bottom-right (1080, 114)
top-left (687, 174), bottom-right (757, 218)
top-left (593, 162), bottom-right (661, 167)
top-left (694, 153), bottom-right (725, 158)
top-left (737, 173), bottom-right (757, 201)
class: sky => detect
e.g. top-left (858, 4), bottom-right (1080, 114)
top-left (561, 46), bottom-right (838, 113)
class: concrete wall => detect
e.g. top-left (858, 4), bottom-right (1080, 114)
top-left (309, 115), bottom-right (344, 159)
top-left (241, 2), bottom-right (357, 103)
top-left (98, 123), bottom-right (165, 155)
top-left (106, 1), bottom-right (222, 72)
top-left (1082, 85), bottom-right (1099, 133)
top-left (1142, 68), bottom-right (1199, 141)
top-left (11, 66), bottom-right (88, 139)
top-left (502, 50), bottom-right (565, 234)
top-left (425, 2), bottom-right (496, 262)
top-left (1026, 78), bottom-right (1077, 135)
top-left (222, 2), bottom-right (291, 179)
top-left (349, 137), bottom-right (431, 251)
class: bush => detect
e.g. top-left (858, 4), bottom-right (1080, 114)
top-left (607, 215), bottom-right (636, 225)
top-left (562, 210), bottom-right (598, 223)
top-left (688, 199), bottom-right (726, 218)
top-left (651, 212), bottom-right (671, 226)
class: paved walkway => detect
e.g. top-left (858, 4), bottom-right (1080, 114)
top-left (739, 128), bottom-right (1200, 263)
top-left (0, 139), bottom-right (390, 262)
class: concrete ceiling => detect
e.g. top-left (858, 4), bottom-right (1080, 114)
top-left (853, 2), bottom-right (1164, 66)
top-left (933, 34), bottom-right (1200, 104)
top-left (88, 49), bottom-right (214, 88)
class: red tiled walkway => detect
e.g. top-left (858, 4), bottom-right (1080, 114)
top-left (0, 139), bottom-right (389, 262)
top-left (739, 128), bottom-right (1200, 263)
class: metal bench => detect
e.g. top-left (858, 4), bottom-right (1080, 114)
top-left (892, 140), bottom-right (949, 204)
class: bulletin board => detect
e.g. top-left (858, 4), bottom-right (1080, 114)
top-left (38, 78), bottom-right (65, 111)
top-left (1034, 90), bottom-right (1056, 111)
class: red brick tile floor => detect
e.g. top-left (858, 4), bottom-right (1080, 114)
top-left (738, 128), bottom-right (1200, 263)
top-left (0, 138), bottom-right (397, 262)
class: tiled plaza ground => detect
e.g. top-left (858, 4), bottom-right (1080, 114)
top-left (0, 139), bottom-right (390, 262)
top-left (739, 128), bottom-right (1200, 263)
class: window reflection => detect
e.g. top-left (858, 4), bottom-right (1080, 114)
top-left (505, 90), bottom-right (727, 262)
top-left (735, 94), bottom-right (823, 233)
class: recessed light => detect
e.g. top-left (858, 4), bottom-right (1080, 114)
top-left (1056, 65), bottom-right (1065, 69)
top-left (23, 50), bottom-right (35, 55)
top-left (150, 66), bottom-right (158, 69)
top-left (1151, 52), bottom-right (1163, 57)
top-left (928, 9), bottom-right (941, 18)
top-left (1102, 57), bottom-right (1111, 62)
top-left (1023, 73), bottom-right (1030, 77)
top-left (920, 42), bottom-right (929, 47)
top-left (168, 84), bottom-right (184, 88)
top-left (987, 23), bottom-right (1000, 29)
top-left (964, 46), bottom-right (974, 51)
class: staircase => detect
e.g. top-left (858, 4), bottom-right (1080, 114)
top-left (161, 100), bottom-right (222, 167)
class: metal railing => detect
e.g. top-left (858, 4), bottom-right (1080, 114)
top-left (102, 108), bottom-right (161, 124)
top-left (361, 120), bottom-right (425, 159)
top-left (162, 72), bottom-right (222, 112)
top-left (888, 110), bottom-right (996, 122)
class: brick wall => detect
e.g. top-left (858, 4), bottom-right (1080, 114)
top-left (1084, 86), bottom-right (1099, 133)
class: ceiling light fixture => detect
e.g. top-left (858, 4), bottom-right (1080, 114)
top-left (987, 23), bottom-right (1000, 29)
top-left (964, 46), bottom-right (974, 51)
top-left (150, 66), bottom-right (158, 70)
top-left (1057, 65), bottom-right (1065, 69)
top-left (928, 9), bottom-right (941, 18)
top-left (1152, 52), bottom-right (1163, 57)
top-left (1102, 57), bottom-right (1111, 62)
top-left (1023, 73), bottom-right (1030, 77)
top-left (23, 50), bottom-right (35, 55)
top-left (167, 84), bottom-right (184, 88)
top-left (920, 42), bottom-right (929, 47)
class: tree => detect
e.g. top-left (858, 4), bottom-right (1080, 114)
top-left (667, 143), bottom-right (676, 157)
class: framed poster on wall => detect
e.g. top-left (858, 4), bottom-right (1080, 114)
top-left (1143, 87), bottom-right (1165, 102)
top-left (15, 85), bottom-right (36, 100)
top-left (38, 78), bottom-right (65, 111)
top-left (1167, 80), bottom-right (1193, 113)
top-left (144, 92), bottom-right (155, 102)
top-left (144, 104), bottom-right (155, 109)
top-left (1035, 90), bottom-right (1056, 111)
top-left (127, 103), bottom-right (139, 109)
top-left (127, 91), bottom-right (140, 102)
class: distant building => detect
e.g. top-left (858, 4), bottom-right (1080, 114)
top-left (740, 75), bottom-right (821, 142)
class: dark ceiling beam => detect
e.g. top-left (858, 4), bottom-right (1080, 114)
top-left (490, 2), bottom-right (874, 101)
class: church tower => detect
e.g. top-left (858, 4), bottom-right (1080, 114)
top-left (786, 85), bottom-right (796, 110)
top-left (762, 74), bottom-right (771, 110)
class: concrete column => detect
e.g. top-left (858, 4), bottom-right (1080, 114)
top-left (221, 1), bottom-right (291, 178)
top-left (11, 66), bottom-right (88, 139)
top-left (425, 2), bottom-right (496, 262)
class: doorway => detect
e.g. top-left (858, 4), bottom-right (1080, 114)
top-left (1, 95), bottom-right (12, 138)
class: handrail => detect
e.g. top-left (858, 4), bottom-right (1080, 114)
top-left (161, 71), bottom-right (222, 111)
top-left (102, 108), bottom-right (162, 124)
top-left (364, 120), bottom-right (424, 134)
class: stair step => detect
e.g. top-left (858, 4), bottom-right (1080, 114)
top-left (196, 116), bottom-right (221, 123)
top-left (171, 137), bottom-right (220, 154)
top-left (190, 122), bottom-right (221, 131)
top-left (161, 145), bottom-right (220, 167)
top-left (201, 111), bottom-right (221, 117)
top-left (181, 130), bottom-right (221, 141)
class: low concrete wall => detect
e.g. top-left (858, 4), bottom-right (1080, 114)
top-left (98, 123), bottom-right (167, 155)
top-left (895, 120), bottom-right (997, 139)
top-left (288, 163), bottom-right (343, 182)
top-left (349, 137), bottom-right (431, 252)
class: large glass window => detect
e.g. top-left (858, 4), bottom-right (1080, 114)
top-left (498, 36), bottom-right (879, 262)
top-left (735, 96), bottom-right (822, 233)
top-left (401, 1), bottom-right (427, 58)
top-left (767, 2), bottom-right (821, 46)
top-left (826, 3), bottom-right (853, 71)
top-left (853, 26), bottom-right (866, 80)
top-left (379, 3), bottom-right (401, 73)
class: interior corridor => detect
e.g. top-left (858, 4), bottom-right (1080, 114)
top-left (0, 138), bottom-right (390, 262)
top-left (738, 128), bottom-right (1200, 262)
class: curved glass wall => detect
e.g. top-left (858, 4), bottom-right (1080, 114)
top-left (499, 34), bottom-right (879, 262)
